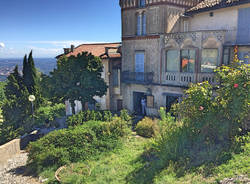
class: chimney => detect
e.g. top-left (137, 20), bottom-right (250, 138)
top-left (64, 48), bottom-right (70, 54)
top-left (71, 45), bottom-right (75, 52)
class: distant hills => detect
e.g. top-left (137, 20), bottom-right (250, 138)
top-left (0, 58), bottom-right (57, 81)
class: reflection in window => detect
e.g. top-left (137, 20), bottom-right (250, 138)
top-left (201, 49), bottom-right (218, 72)
top-left (166, 50), bottom-right (180, 72)
top-left (181, 49), bottom-right (195, 73)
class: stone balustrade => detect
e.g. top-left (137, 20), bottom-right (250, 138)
top-left (163, 72), bottom-right (217, 87)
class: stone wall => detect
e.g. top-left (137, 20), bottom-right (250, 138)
top-left (0, 139), bottom-right (21, 167)
top-left (122, 4), bottom-right (185, 37)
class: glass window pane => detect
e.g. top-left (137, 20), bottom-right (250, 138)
top-left (137, 15), bottom-right (141, 35)
top-left (201, 49), bottom-right (218, 73)
top-left (181, 50), bottom-right (189, 72)
top-left (142, 14), bottom-right (146, 35)
top-left (188, 50), bottom-right (195, 72)
top-left (181, 49), bottom-right (195, 73)
top-left (166, 50), bottom-right (180, 72)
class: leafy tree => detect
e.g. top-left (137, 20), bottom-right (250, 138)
top-left (49, 52), bottom-right (107, 114)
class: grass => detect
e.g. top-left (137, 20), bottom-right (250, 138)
top-left (40, 133), bottom-right (249, 184)
top-left (58, 134), bottom-right (149, 184)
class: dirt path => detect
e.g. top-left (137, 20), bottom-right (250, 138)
top-left (0, 151), bottom-right (40, 184)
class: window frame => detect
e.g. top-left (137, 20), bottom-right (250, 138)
top-left (201, 48), bottom-right (219, 73)
top-left (165, 49), bottom-right (181, 73)
top-left (165, 48), bottom-right (197, 73)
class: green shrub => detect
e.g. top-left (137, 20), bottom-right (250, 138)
top-left (66, 110), bottom-right (114, 127)
top-left (135, 117), bottom-right (159, 138)
top-left (67, 109), bottom-right (132, 128)
top-left (27, 117), bottom-right (130, 173)
top-left (35, 103), bottom-right (65, 125)
top-left (120, 109), bottom-right (132, 126)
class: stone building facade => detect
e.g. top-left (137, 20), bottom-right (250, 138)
top-left (119, 0), bottom-right (250, 116)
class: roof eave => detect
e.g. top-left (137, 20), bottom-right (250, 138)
top-left (185, 0), bottom-right (250, 16)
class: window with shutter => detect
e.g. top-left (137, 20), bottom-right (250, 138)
top-left (237, 8), bottom-right (250, 44)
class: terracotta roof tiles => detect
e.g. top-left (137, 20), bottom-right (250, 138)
top-left (186, 0), bottom-right (249, 15)
top-left (65, 42), bottom-right (121, 58)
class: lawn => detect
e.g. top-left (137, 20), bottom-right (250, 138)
top-left (48, 133), bottom-right (250, 184)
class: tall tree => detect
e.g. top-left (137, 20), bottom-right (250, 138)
top-left (22, 54), bottom-right (28, 82)
top-left (23, 51), bottom-right (37, 94)
top-left (1, 66), bottom-right (30, 143)
top-left (50, 52), bottom-right (108, 114)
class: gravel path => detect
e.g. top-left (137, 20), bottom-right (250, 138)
top-left (0, 151), bottom-right (40, 184)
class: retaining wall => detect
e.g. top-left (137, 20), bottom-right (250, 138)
top-left (0, 139), bottom-right (21, 167)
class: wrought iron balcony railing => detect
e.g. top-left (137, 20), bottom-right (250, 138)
top-left (122, 71), bottom-right (154, 84)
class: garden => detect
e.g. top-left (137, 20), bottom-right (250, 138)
top-left (25, 59), bottom-right (249, 183)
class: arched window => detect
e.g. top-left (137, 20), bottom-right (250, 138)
top-left (142, 12), bottom-right (146, 35)
top-left (137, 14), bottom-right (142, 35)
top-left (136, 12), bottom-right (146, 36)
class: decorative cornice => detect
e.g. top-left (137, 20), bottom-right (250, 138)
top-left (122, 35), bottom-right (160, 41)
top-left (120, 0), bottom-right (202, 10)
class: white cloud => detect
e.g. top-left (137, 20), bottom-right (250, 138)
top-left (6, 40), bottom-right (103, 47)
top-left (0, 42), bottom-right (5, 48)
top-left (0, 40), bottom-right (106, 58)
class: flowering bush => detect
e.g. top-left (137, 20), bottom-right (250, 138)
top-left (154, 59), bottom-right (249, 167)
top-left (172, 60), bottom-right (249, 143)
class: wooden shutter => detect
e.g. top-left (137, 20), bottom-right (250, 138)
top-left (237, 8), bottom-right (250, 44)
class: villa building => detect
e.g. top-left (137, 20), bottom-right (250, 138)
top-left (57, 43), bottom-right (123, 115)
top-left (119, 0), bottom-right (250, 115)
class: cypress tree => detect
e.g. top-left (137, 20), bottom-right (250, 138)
top-left (1, 66), bottom-right (30, 142)
top-left (24, 51), bottom-right (37, 94)
top-left (22, 54), bottom-right (28, 83)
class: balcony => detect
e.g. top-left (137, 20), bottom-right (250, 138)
top-left (164, 30), bottom-right (227, 46)
top-left (122, 71), bottom-right (154, 85)
top-left (163, 72), bottom-right (217, 87)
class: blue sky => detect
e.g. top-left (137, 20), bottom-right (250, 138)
top-left (0, 0), bottom-right (121, 58)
